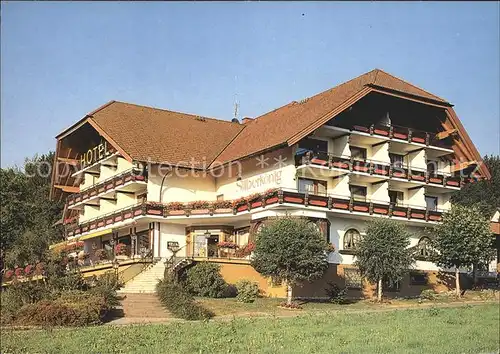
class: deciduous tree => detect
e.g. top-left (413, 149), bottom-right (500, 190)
top-left (431, 205), bottom-right (495, 297)
top-left (251, 216), bottom-right (329, 305)
top-left (354, 219), bottom-right (414, 302)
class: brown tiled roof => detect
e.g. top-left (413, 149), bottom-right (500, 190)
top-left (88, 101), bottom-right (244, 168)
top-left (212, 69), bottom-right (450, 166)
top-left (71, 69), bottom-right (482, 176)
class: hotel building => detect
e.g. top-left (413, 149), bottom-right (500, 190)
top-left (50, 69), bottom-right (492, 298)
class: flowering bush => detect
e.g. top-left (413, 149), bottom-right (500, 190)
top-left (4, 270), bottom-right (14, 280)
top-left (24, 265), bottom-right (34, 276)
top-left (14, 268), bottom-right (24, 277)
top-left (166, 201), bottom-right (185, 211)
top-left (65, 241), bottom-right (84, 253)
top-left (114, 243), bottom-right (127, 255)
top-left (217, 241), bottom-right (238, 249)
top-left (189, 200), bottom-right (210, 210)
top-left (212, 200), bottom-right (233, 209)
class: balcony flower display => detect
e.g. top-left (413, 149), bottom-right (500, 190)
top-left (24, 264), bottom-right (34, 276)
top-left (4, 269), bottom-right (14, 280)
top-left (166, 201), bottom-right (185, 211)
top-left (232, 197), bottom-right (247, 208)
top-left (263, 188), bottom-right (278, 198)
top-left (212, 200), bottom-right (233, 209)
top-left (217, 241), bottom-right (238, 249)
top-left (14, 268), bottom-right (24, 277)
top-left (189, 200), bottom-right (210, 210)
top-left (114, 243), bottom-right (127, 255)
top-left (245, 193), bottom-right (261, 203)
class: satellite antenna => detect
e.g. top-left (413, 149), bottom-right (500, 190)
top-left (232, 76), bottom-right (240, 123)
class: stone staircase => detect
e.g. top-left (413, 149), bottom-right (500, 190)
top-left (117, 260), bottom-right (166, 294)
top-left (120, 293), bottom-right (170, 318)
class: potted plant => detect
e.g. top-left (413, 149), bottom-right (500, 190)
top-left (189, 200), bottom-right (210, 214)
top-left (95, 248), bottom-right (108, 261)
top-left (166, 201), bottom-right (186, 215)
top-left (114, 243), bottom-right (128, 259)
top-left (232, 197), bottom-right (247, 211)
top-left (212, 200), bottom-right (233, 214)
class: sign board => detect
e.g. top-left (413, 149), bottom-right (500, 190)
top-left (79, 140), bottom-right (112, 168)
top-left (237, 170), bottom-right (282, 193)
top-left (167, 241), bottom-right (180, 251)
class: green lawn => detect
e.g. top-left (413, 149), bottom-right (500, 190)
top-left (1, 303), bottom-right (498, 354)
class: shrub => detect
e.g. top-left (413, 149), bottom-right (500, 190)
top-left (90, 272), bottom-right (123, 308)
top-left (419, 289), bottom-right (437, 301)
top-left (325, 282), bottom-right (347, 304)
top-left (94, 249), bottom-right (108, 260)
top-left (156, 277), bottom-right (213, 320)
top-left (235, 280), bottom-right (259, 303)
top-left (184, 262), bottom-right (231, 298)
top-left (15, 291), bottom-right (108, 327)
top-left (0, 290), bottom-right (23, 325)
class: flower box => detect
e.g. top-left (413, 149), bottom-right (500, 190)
top-left (214, 208), bottom-right (233, 214)
top-left (167, 210), bottom-right (186, 216)
top-left (191, 209), bottom-right (210, 215)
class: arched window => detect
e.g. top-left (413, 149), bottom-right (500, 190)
top-left (343, 229), bottom-right (361, 250)
top-left (417, 237), bottom-right (431, 258)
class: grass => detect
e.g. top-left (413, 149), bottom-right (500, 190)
top-left (1, 303), bottom-right (498, 353)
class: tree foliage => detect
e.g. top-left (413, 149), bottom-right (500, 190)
top-left (451, 155), bottom-right (500, 217)
top-left (0, 152), bottom-right (64, 269)
top-left (431, 204), bottom-right (495, 296)
top-left (251, 216), bottom-right (329, 304)
top-left (354, 219), bottom-right (414, 301)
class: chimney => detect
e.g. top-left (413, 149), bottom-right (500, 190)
top-left (242, 117), bottom-right (254, 124)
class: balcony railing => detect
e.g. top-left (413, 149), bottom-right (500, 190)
top-left (66, 188), bottom-right (446, 238)
top-left (295, 150), bottom-right (462, 188)
top-left (340, 123), bottom-right (453, 150)
top-left (67, 168), bottom-right (147, 207)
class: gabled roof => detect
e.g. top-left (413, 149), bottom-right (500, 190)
top-left (213, 69), bottom-right (451, 166)
top-left (81, 101), bottom-right (245, 169)
top-left (54, 69), bottom-right (489, 179)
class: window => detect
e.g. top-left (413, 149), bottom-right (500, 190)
top-left (410, 271), bottom-right (428, 285)
top-left (216, 194), bottom-right (224, 201)
top-left (350, 146), bottom-right (367, 161)
top-left (417, 237), bottom-right (432, 258)
top-left (343, 229), bottom-right (361, 250)
top-left (388, 191), bottom-right (404, 206)
top-left (349, 185), bottom-right (367, 202)
top-left (425, 196), bottom-right (438, 211)
top-left (298, 138), bottom-right (328, 154)
top-left (427, 160), bottom-right (438, 175)
top-left (389, 153), bottom-right (405, 168)
top-left (298, 178), bottom-right (327, 195)
top-left (344, 268), bottom-right (363, 289)
top-left (383, 278), bottom-right (401, 292)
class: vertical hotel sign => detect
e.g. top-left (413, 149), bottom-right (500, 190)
top-left (79, 140), bottom-right (112, 168)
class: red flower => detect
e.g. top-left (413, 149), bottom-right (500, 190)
top-left (4, 270), bottom-right (14, 280)
top-left (217, 241), bottom-right (238, 249)
top-left (114, 243), bottom-right (127, 255)
top-left (24, 264), bottom-right (33, 276)
top-left (14, 268), bottom-right (24, 277)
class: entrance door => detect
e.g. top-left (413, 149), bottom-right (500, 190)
top-left (206, 235), bottom-right (219, 257)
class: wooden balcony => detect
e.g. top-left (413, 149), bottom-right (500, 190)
top-left (66, 168), bottom-right (147, 209)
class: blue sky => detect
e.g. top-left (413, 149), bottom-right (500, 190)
top-left (1, 2), bottom-right (499, 167)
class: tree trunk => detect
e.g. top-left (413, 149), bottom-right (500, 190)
top-left (377, 278), bottom-right (383, 302)
top-left (455, 267), bottom-right (461, 298)
top-left (472, 264), bottom-right (477, 288)
top-left (287, 284), bottom-right (293, 305)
